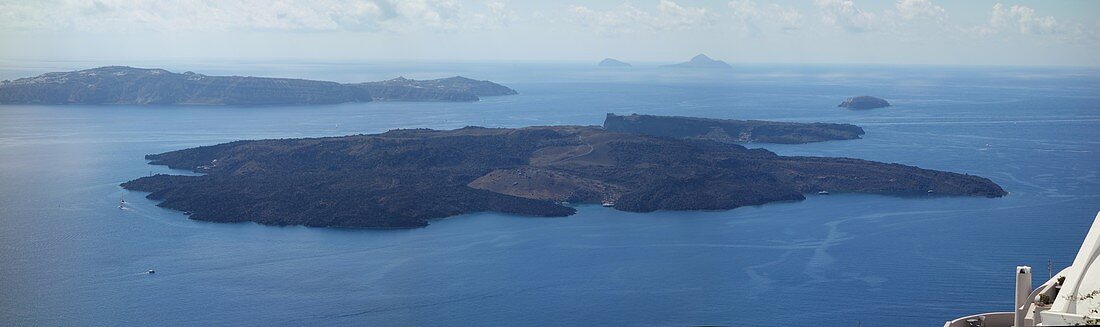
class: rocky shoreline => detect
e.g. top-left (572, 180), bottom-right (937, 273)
top-left (122, 116), bottom-right (1006, 229)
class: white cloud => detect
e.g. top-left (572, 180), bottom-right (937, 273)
top-left (0, 0), bottom-right (516, 33)
top-left (813, 0), bottom-right (877, 32)
top-left (960, 3), bottom-right (1095, 41)
top-left (468, 1), bottom-right (519, 30)
top-left (655, 0), bottom-right (711, 29)
top-left (895, 0), bottom-right (945, 21)
top-left (392, 0), bottom-right (461, 31)
top-left (569, 0), bottom-right (713, 34)
top-left (728, 0), bottom-right (803, 34)
top-left (989, 3), bottom-right (1059, 35)
top-left (811, 0), bottom-right (950, 33)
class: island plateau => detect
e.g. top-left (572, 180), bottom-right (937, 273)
top-left (0, 66), bottom-right (516, 105)
top-left (662, 54), bottom-right (733, 70)
top-left (604, 113), bottom-right (864, 144)
top-left (598, 58), bottom-right (632, 67)
top-left (838, 96), bottom-right (891, 109)
top-left (122, 116), bottom-right (1006, 229)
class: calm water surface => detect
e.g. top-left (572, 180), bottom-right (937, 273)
top-left (1, 62), bottom-right (1098, 326)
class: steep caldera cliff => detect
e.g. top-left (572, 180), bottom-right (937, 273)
top-left (0, 66), bottom-right (516, 105)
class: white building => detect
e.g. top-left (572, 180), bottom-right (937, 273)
top-left (944, 212), bottom-right (1100, 327)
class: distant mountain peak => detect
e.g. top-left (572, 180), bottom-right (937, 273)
top-left (442, 76), bottom-right (476, 82)
top-left (690, 54), bottom-right (714, 62)
top-left (598, 58), bottom-right (632, 67)
top-left (662, 54), bottom-right (732, 70)
top-left (84, 66), bottom-right (165, 73)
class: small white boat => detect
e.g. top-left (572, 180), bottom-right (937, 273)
top-left (818, 190), bottom-right (830, 195)
top-left (602, 201), bottom-right (615, 207)
top-left (146, 269), bottom-right (155, 274)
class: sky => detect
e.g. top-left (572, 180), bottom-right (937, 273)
top-left (0, 0), bottom-right (1098, 66)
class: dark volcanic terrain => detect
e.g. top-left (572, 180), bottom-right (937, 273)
top-left (122, 121), bottom-right (1006, 229)
top-left (839, 96), bottom-right (891, 109)
top-left (604, 113), bottom-right (865, 144)
top-left (0, 66), bottom-right (516, 105)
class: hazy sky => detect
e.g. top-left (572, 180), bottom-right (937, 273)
top-left (1, 0), bottom-right (1098, 66)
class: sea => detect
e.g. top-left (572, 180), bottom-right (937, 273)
top-left (0, 60), bottom-right (1097, 326)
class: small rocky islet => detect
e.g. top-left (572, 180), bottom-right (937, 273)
top-left (121, 113), bottom-right (1006, 229)
top-left (839, 96), bottom-right (891, 109)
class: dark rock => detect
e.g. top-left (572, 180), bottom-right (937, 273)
top-left (839, 96), bottom-right (891, 109)
top-left (604, 113), bottom-right (865, 144)
top-left (122, 123), bottom-right (1005, 229)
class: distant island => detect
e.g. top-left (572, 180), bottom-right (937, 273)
top-left (598, 58), bottom-right (632, 67)
top-left (604, 113), bottom-right (864, 144)
top-left (122, 115), bottom-right (1005, 229)
top-left (0, 66), bottom-right (517, 105)
top-left (662, 54), bottom-right (733, 69)
top-left (838, 96), bottom-right (890, 109)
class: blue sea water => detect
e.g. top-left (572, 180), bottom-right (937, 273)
top-left (0, 61), bottom-right (1098, 326)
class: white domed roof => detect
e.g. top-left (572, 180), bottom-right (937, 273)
top-left (1041, 211), bottom-right (1100, 325)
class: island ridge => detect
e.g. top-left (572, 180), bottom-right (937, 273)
top-left (604, 113), bottom-right (865, 144)
top-left (122, 115), bottom-right (1006, 229)
top-left (0, 66), bottom-right (517, 105)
